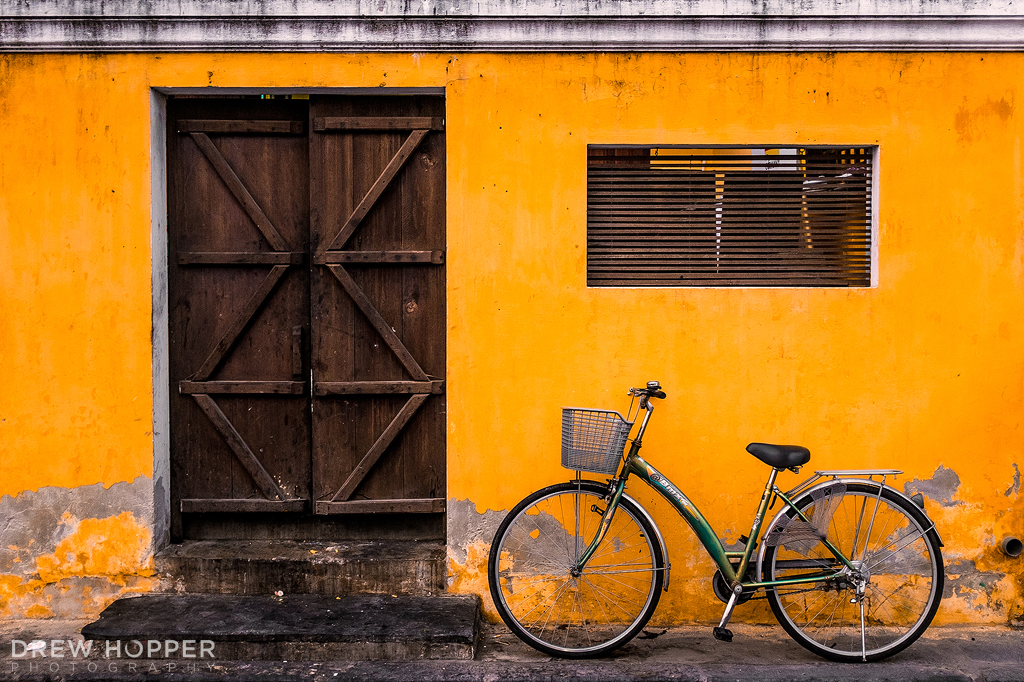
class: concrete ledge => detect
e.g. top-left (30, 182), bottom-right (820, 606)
top-left (155, 540), bottom-right (446, 597)
top-left (80, 593), bottom-right (480, 661)
top-left (4, 14), bottom-right (1024, 52)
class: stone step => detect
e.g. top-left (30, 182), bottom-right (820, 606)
top-left (155, 540), bottom-right (445, 597)
top-left (81, 593), bottom-right (480, 661)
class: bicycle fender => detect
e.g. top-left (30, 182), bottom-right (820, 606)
top-left (621, 490), bottom-right (672, 592)
top-left (755, 478), bottom-right (944, 581)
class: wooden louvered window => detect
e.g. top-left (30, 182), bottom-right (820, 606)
top-left (587, 146), bottom-right (875, 287)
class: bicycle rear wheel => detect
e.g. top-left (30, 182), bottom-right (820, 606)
top-left (763, 482), bottom-right (943, 662)
top-left (487, 480), bottom-right (664, 658)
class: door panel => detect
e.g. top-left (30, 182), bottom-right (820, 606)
top-left (168, 99), bottom-right (311, 538)
top-left (310, 96), bottom-right (446, 516)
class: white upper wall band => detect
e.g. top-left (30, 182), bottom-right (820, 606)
top-left (2, 0), bottom-right (1023, 51)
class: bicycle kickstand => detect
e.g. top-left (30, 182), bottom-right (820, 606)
top-left (712, 585), bottom-right (743, 642)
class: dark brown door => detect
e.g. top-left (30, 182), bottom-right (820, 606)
top-left (167, 96), bottom-right (445, 540)
top-left (309, 97), bottom-right (447, 516)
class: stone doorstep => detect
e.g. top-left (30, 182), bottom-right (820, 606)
top-left (80, 594), bottom-right (480, 662)
top-left (155, 540), bottom-right (446, 596)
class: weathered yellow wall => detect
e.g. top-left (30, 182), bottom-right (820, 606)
top-left (0, 52), bottom-right (1021, 624)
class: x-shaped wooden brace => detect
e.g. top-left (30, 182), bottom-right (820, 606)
top-left (180, 130), bottom-right (303, 507)
top-left (313, 119), bottom-right (443, 506)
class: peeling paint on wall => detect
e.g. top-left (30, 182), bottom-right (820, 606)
top-left (0, 477), bottom-right (156, 619)
top-left (446, 498), bottom-right (507, 620)
top-left (904, 465), bottom-right (963, 507)
top-left (939, 558), bottom-right (1020, 625)
top-left (902, 462), bottom-right (1024, 625)
top-left (944, 559), bottom-right (1007, 606)
top-left (1005, 464), bottom-right (1020, 497)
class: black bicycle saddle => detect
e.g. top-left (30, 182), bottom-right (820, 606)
top-left (746, 442), bottom-right (811, 469)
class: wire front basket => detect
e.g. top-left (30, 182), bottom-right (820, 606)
top-left (561, 408), bottom-right (634, 475)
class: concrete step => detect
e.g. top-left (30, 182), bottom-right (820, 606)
top-left (155, 540), bottom-right (445, 597)
top-left (81, 593), bottom-right (480, 661)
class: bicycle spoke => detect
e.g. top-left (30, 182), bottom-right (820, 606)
top-left (502, 537), bottom-right (573, 572)
top-left (513, 581), bottom-right (572, 626)
top-left (865, 530), bottom-right (926, 572)
top-left (585, 569), bottom-right (647, 602)
top-left (565, 584), bottom-right (581, 648)
top-left (783, 587), bottom-right (831, 622)
top-left (516, 576), bottom-right (573, 625)
top-left (581, 575), bottom-right (650, 620)
top-left (581, 567), bottom-right (659, 577)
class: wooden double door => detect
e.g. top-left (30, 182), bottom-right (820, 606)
top-left (167, 96), bottom-right (446, 541)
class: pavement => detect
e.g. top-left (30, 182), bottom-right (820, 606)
top-left (0, 618), bottom-right (1021, 682)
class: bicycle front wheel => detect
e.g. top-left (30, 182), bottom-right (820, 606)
top-left (763, 483), bottom-right (944, 662)
top-left (487, 480), bottom-right (664, 658)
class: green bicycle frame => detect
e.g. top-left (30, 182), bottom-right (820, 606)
top-left (573, 439), bottom-right (857, 591)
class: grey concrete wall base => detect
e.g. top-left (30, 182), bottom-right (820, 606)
top-left (0, 478), bottom-right (158, 619)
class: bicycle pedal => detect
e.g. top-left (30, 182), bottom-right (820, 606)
top-left (712, 627), bottom-right (734, 642)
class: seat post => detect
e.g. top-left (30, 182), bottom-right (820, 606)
top-left (745, 466), bottom-right (780, 549)
top-left (714, 465), bottom-right (781, 644)
top-left (750, 466), bottom-right (781, 545)
top-left (751, 467), bottom-right (781, 528)
top-left (734, 466), bottom-right (780, 581)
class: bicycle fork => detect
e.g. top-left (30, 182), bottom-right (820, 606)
top-left (569, 477), bottom-right (627, 576)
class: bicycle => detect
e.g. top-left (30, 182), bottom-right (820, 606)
top-left (487, 381), bottom-right (944, 662)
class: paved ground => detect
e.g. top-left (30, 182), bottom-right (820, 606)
top-left (0, 618), bottom-right (1021, 681)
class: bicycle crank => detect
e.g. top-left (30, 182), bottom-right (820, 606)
top-left (712, 568), bottom-right (754, 605)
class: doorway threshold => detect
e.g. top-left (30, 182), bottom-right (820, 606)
top-left (156, 540), bottom-right (445, 596)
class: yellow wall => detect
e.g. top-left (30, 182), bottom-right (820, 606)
top-left (0, 52), bottom-right (1021, 624)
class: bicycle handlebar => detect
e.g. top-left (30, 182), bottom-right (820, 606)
top-left (628, 381), bottom-right (664, 442)
top-left (630, 381), bottom-right (667, 401)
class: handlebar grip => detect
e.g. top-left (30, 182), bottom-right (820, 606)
top-left (630, 383), bottom-right (667, 400)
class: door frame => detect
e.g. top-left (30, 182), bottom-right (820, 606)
top-left (149, 87), bottom-right (447, 552)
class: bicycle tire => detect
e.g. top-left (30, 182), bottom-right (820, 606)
top-left (488, 480), bottom-right (664, 658)
top-left (763, 482), bottom-right (944, 662)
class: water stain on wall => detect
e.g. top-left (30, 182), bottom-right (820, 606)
top-left (954, 96), bottom-right (1014, 143)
